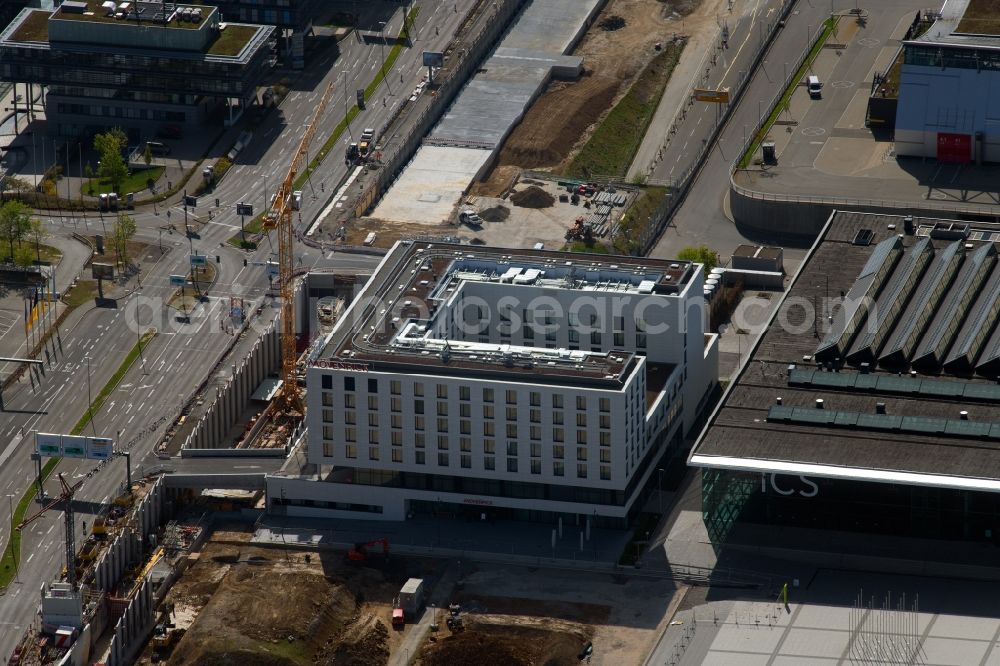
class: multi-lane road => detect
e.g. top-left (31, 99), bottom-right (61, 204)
top-left (0, 1), bottom-right (479, 659)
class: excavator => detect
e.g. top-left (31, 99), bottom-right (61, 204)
top-left (347, 538), bottom-right (389, 563)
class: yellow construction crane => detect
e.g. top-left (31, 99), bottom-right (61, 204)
top-left (264, 80), bottom-right (335, 414)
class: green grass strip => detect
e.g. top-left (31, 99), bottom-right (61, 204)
top-left (231, 6), bottom-right (420, 246)
top-left (0, 329), bottom-right (156, 589)
top-left (738, 16), bottom-right (838, 169)
top-left (565, 42), bottom-right (685, 180)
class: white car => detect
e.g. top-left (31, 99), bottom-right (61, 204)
top-left (459, 210), bottom-right (482, 226)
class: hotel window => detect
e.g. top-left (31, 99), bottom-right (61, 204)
top-left (530, 392), bottom-right (541, 406)
top-left (437, 385), bottom-right (448, 399)
top-left (577, 447), bottom-right (588, 461)
top-left (635, 318), bottom-right (646, 333)
top-left (484, 456), bottom-right (495, 470)
top-left (524, 325), bottom-right (534, 340)
top-left (461, 403), bottom-right (471, 418)
top-left (460, 420), bottom-right (471, 435)
top-left (321, 409), bottom-right (333, 423)
top-left (553, 428), bottom-right (564, 443)
top-left (553, 394), bottom-right (564, 409)
top-left (438, 401), bottom-right (448, 416)
top-left (531, 460), bottom-right (541, 475)
top-left (577, 430), bottom-right (587, 444)
top-left (460, 386), bottom-right (471, 401)
top-left (322, 392), bottom-right (333, 406)
top-left (322, 442), bottom-right (333, 457)
top-left (369, 429), bottom-right (378, 444)
top-left (600, 448), bottom-right (611, 463)
top-left (415, 433), bottom-right (425, 448)
top-left (553, 461), bottom-right (564, 476)
top-left (483, 388), bottom-right (494, 403)
top-left (437, 435), bottom-right (449, 450)
top-left (345, 427), bottom-right (356, 442)
top-left (600, 414), bottom-right (611, 429)
top-left (344, 376), bottom-right (355, 391)
top-left (507, 458), bottom-right (518, 473)
top-left (460, 437), bottom-right (472, 452)
top-left (483, 404), bottom-right (494, 419)
top-left (414, 382), bottom-right (424, 397)
top-left (530, 409), bottom-right (541, 423)
top-left (506, 407), bottom-right (518, 421)
top-left (591, 331), bottom-right (602, 346)
top-left (415, 416), bottom-right (425, 431)
top-left (577, 413), bottom-right (587, 427)
top-left (390, 380), bottom-right (401, 395)
top-left (553, 445), bottom-right (564, 459)
top-left (437, 417), bottom-right (450, 432)
top-left (553, 412), bottom-right (564, 425)
top-left (484, 422), bottom-right (495, 437)
top-left (344, 394), bottom-right (355, 408)
top-left (368, 378), bottom-right (378, 393)
top-left (346, 445), bottom-right (357, 459)
top-left (390, 397), bottom-right (401, 413)
top-left (506, 441), bottom-right (518, 456)
top-left (506, 390), bottom-right (517, 405)
top-left (637, 333), bottom-right (647, 348)
top-left (368, 447), bottom-right (379, 461)
top-left (368, 413), bottom-right (379, 427)
top-left (506, 424), bottom-right (518, 438)
top-left (392, 431), bottom-right (403, 446)
top-left (577, 396), bottom-right (587, 410)
top-left (568, 329), bottom-right (579, 344)
top-left (391, 414), bottom-right (402, 429)
top-left (368, 396), bottom-right (378, 410)
top-left (322, 426), bottom-right (333, 440)
top-left (438, 453), bottom-right (449, 466)
top-left (414, 400), bottom-right (424, 414)
top-left (416, 451), bottom-right (426, 465)
top-left (461, 454), bottom-right (472, 469)
top-left (392, 449), bottom-right (402, 463)
top-left (530, 426), bottom-right (541, 440)
top-left (530, 443), bottom-right (541, 458)
top-left (600, 431), bottom-right (611, 446)
top-left (484, 439), bottom-right (495, 454)
top-left (614, 332), bottom-right (625, 346)
top-left (577, 464), bottom-right (588, 479)
top-left (600, 466), bottom-right (611, 480)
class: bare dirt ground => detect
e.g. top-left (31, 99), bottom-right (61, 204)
top-left (473, 0), bottom-right (726, 196)
top-left (136, 530), bottom-right (407, 666)
top-left (416, 616), bottom-right (592, 666)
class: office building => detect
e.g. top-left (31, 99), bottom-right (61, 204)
top-left (693, 210), bottom-right (1000, 548)
top-left (268, 242), bottom-right (719, 527)
top-left (0, 1), bottom-right (276, 137)
top-left (896, 0), bottom-right (1000, 161)
top-left (211, 0), bottom-right (320, 69)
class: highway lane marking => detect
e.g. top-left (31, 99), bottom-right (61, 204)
top-left (26, 553), bottom-right (33, 563)
top-left (46, 524), bottom-right (54, 535)
top-left (720, 0), bottom-right (765, 85)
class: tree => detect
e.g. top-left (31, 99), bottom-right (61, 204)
top-left (28, 217), bottom-right (48, 263)
top-left (143, 142), bottom-right (152, 167)
top-left (2, 175), bottom-right (31, 200)
top-left (94, 128), bottom-right (129, 194)
top-left (0, 200), bottom-right (31, 261)
top-left (112, 212), bottom-right (137, 270)
top-left (677, 245), bottom-right (718, 276)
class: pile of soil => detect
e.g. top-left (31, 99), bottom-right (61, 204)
top-left (479, 206), bottom-right (510, 222)
top-left (599, 15), bottom-right (626, 30)
top-left (510, 186), bottom-right (555, 209)
top-left (417, 620), bottom-right (590, 666)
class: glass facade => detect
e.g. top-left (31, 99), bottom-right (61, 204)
top-left (905, 44), bottom-right (1000, 72)
top-left (703, 469), bottom-right (1000, 546)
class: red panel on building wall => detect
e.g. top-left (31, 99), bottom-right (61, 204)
top-left (937, 132), bottom-right (972, 163)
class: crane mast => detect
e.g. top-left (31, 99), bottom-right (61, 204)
top-left (264, 80), bottom-right (335, 414)
top-left (17, 473), bottom-right (85, 589)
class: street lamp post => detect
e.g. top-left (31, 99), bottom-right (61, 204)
top-left (7, 494), bottom-right (18, 583)
top-left (657, 467), bottom-right (665, 515)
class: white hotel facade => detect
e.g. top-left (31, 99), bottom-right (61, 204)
top-left (267, 242), bottom-right (718, 527)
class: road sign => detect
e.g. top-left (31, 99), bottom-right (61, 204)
top-left (694, 88), bottom-right (730, 103)
top-left (236, 203), bottom-right (253, 217)
top-left (190, 254), bottom-right (207, 266)
top-left (91, 263), bottom-right (114, 280)
top-left (169, 274), bottom-right (187, 287)
top-left (184, 195), bottom-right (197, 207)
top-left (422, 51), bottom-right (444, 67)
top-left (266, 260), bottom-right (279, 279)
top-left (36, 433), bottom-right (116, 460)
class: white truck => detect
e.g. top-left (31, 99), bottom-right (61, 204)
top-left (397, 578), bottom-right (425, 619)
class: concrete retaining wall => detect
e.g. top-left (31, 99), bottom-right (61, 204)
top-left (105, 577), bottom-right (154, 666)
top-left (92, 477), bottom-right (166, 594)
top-left (180, 322), bottom-right (281, 452)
